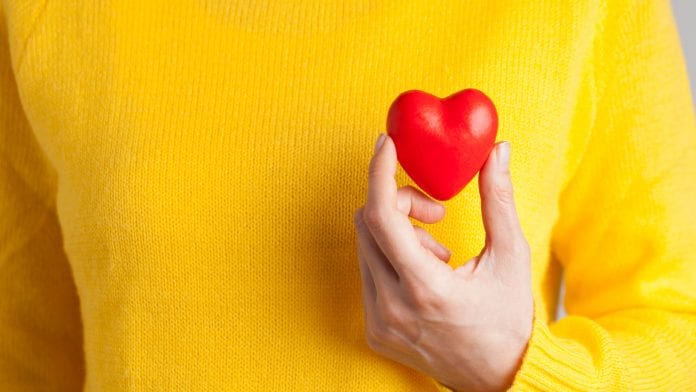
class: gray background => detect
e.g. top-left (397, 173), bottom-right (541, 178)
top-left (673, 0), bottom-right (694, 101)
top-left (556, 0), bottom-right (693, 320)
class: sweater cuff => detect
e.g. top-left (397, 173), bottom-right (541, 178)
top-left (511, 317), bottom-right (596, 390)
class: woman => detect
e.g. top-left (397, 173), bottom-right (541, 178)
top-left (1, 0), bottom-right (694, 390)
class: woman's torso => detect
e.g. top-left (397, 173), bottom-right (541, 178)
top-left (7, 0), bottom-right (599, 389)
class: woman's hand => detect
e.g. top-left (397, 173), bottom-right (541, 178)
top-left (353, 135), bottom-right (533, 391)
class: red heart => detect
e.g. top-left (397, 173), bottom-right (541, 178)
top-left (386, 89), bottom-right (498, 201)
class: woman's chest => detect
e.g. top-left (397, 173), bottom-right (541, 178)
top-left (14, 1), bottom-right (597, 271)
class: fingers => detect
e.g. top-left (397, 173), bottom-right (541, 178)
top-left (367, 134), bottom-right (399, 212)
top-left (364, 135), bottom-right (437, 277)
top-left (478, 142), bottom-right (527, 254)
top-left (357, 253), bottom-right (380, 344)
top-left (396, 186), bottom-right (446, 224)
top-left (395, 185), bottom-right (449, 261)
top-left (354, 208), bottom-right (400, 294)
top-left (357, 250), bottom-right (377, 304)
top-left (413, 226), bottom-right (451, 262)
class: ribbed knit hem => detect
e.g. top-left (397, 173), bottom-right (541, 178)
top-left (510, 317), bottom-right (596, 391)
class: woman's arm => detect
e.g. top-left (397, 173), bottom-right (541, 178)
top-left (513, 0), bottom-right (696, 389)
top-left (0, 4), bottom-right (84, 389)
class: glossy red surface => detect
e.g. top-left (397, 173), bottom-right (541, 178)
top-left (387, 89), bottom-right (498, 200)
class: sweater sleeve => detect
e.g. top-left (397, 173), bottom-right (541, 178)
top-left (0, 4), bottom-right (84, 390)
top-left (512, 0), bottom-right (696, 390)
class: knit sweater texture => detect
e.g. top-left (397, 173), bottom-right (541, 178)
top-left (1, 0), bottom-right (695, 390)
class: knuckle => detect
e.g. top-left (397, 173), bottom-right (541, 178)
top-left (407, 284), bottom-right (443, 310)
top-left (367, 158), bottom-right (382, 180)
top-left (363, 205), bottom-right (387, 230)
top-left (425, 203), bottom-right (444, 218)
top-left (492, 180), bottom-right (515, 205)
top-left (378, 302), bottom-right (406, 330)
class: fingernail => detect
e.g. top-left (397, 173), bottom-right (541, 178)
top-left (374, 133), bottom-right (386, 154)
top-left (497, 141), bottom-right (511, 169)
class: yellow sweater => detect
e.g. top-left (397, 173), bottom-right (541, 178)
top-left (1, 0), bottom-right (695, 390)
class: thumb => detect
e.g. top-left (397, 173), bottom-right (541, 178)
top-left (478, 141), bottom-right (526, 254)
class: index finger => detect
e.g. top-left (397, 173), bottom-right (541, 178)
top-left (363, 134), bottom-right (439, 278)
